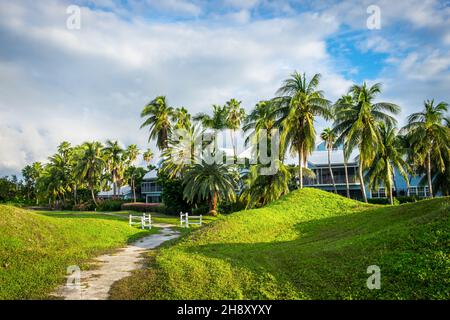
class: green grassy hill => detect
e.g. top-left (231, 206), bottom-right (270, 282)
top-left (0, 206), bottom-right (154, 299)
top-left (111, 188), bottom-right (450, 300)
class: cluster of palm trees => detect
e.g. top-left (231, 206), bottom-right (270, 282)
top-left (141, 71), bottom-right (449, 212)
top-left (22, 141), bottom-right (154, 208)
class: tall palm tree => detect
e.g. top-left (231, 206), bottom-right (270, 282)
top-left (274, 71), bottom-right (331, 188)
top-left (243, 100), bottom-right (277, 147)
top-left (103, 140), bottom-right (124, 198)
top-left (320, 128), bottom-right (337, 193)
top-left (225, 98), bottom-right (246, 158)
top-left (140, 96), bottom-right (175, 150)
top-left (161, 124), bottom-right (205, 179)
top-left (182, 162), bottom-right (237, 216)
top-left (125, 166), bottom-right (146, 203)
top-left (366, 123), bottom-right (410, 205)
top-left (401, 100), bottom-right (449, 197)
top-left (333, 95), bottom-right (353, 198)
top-left (333, 82), bottom-right (400, 202)
top-left (143, 149), bottom-right (154, 164)
top-left (173, 107), bottom-right (192, 130)
top-left (22, 162), bottom-right (42, 203)
top-left (193, 104), bottom-right (228, 131)
top-left (76, 142), bottom-right (105, 206)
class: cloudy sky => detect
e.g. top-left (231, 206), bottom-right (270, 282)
top-left (0, 0), bottom-right (449, 176)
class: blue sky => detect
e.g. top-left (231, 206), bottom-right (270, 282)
top-left (0, 0), bottom-right (449, 175)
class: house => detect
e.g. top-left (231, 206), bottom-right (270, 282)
top-left (304, 142), bottom-right (430, 200)
top-left (141, 170), bottom-right (163, 203)
top-left (98, 185), bottom-right (134, 200)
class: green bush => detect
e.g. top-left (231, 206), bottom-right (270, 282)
top-left (192, 205), bottom-right (209, 215)
top-left (96, 199), bottom-right (129, 211)
top-left (396, 196), bottom-right (421, 203)
top-left (218, 200), bottom-right (246, 214)
top-left (368, 197), bottom-right (400, 205)
top-left (72, 201), bottom-right (96, 211)
top-left (157, 172), bottom-right (193, 215)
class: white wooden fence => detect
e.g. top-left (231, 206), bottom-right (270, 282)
top-left (180, 212), bottom-right (202, 228)
top-left (129, 213), bottom-right (152, 229)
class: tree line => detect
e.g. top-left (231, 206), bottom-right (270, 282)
top-left (3, 70), bottom-right (449, 211)
top-left (142, 71), bottom-right (449, 212)
top-left (2, 141), bottom-right (155, 209)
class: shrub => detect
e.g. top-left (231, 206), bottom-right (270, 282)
top-left (368, 198), bottom-right (400, 205)
top-left (192, 205), bottom-right (209, 215)
top-left (121, 202), bottom-right (166, 213)
top-left (96, 199), bottom-right (129, 212)
top-left (158, 173), bottom-right (191, 215)
top-left (218, 200), bottom-right (246, 214)
top-left (72, 201), bottom-right (96, 211)
top-left (396, 196), bottom-right (421, 204)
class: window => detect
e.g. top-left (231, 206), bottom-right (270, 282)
top-left (372, 187), bottom-right (387, 198)
top-left (408, 186), bottom-right (429, 197)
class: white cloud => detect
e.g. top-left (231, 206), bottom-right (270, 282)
top-left (0, 0), bottom-right (448, 175)
top-left (146, 0), bottom-right (202, 16)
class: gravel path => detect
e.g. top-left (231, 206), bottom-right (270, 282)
top-left (55, 226), bottom-right (179, 300)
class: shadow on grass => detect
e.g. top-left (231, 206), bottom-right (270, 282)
top-left (177, 198), bottom-right (449, 299)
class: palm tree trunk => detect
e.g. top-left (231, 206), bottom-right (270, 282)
top-left (90, 187), bottom-right (98, 206)
top-left (328, 147), bottom-right (337, 193)
top-left (343, 156), bottom-right (350, 198)
top-left (208, 192), bottom-right (218, 216)
top-left (389, 185), bottom-right (394, 205)
top-left (132, 178), bottom-right (136, 202)
top-left (358, 159), bottom-right (368, 203)
top-left (112, 173), bottom-right (117, 199)
top-left (230, 130), bottom-right (237, 159)
top-left (299, 148), bottom-right (303, 189)
top-left (427, 152), bottom-right (433, 198)
top-left (74, 184), bottom-right (77, 205)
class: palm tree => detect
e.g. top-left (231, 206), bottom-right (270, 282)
top-left (225, 98), bottom-right (246, 158)
top-left (76, 142), bottom-right (105, 206)
top-left (140, 96), bottom-right (175, 150)
top-left (333, 95), bottom-right (353, 198)
top-left (243, 100), bottom-right (277, 146)
top-left (320, 128), bottom-right (337, 193)
top-left (103, 140), bottom-right (124, 198)
top-left (161, 123), bottom-right (205, 179)
top-left (125, 166), bottom-right (146, 202)
top-left (366, 123), bottom-right (410, 205)
top-left (274, 71), bottom-right (331, 188)
top-left (333, 82), bottom-right (400, 202)
top-left (193, 104), bottom-right (228, 131)
top-left (173, 107), bottom-right (192, 130)
top-left (22, 162), bottom-right (42, 203)
top-left (182, 162), bottom-right (237, 216)
top-left (240, 160), bottom-right (290, 208)
top-left (401, 100), bottom-right (449, 197)
top-left (143, 149), bottom-right (154, 164)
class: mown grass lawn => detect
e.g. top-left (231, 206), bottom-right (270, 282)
top-left (0, 206), bottom-right (157, 299)
top-left (110, 188), bottom-right (450, 300)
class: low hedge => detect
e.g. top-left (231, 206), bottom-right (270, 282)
top-left (368, 196), bottom-right (425, 205)
top-left (121, 202), bottom-right (166, 213)
top-left (96, 199), bottom-right (129, 211)
top-left (368, 198), bottom-right (399, 205)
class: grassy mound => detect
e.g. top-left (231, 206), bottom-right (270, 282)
top-left (110, 188), bottom-right (450, 300)
top-left (0, 206), bottom-right (155, 299)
